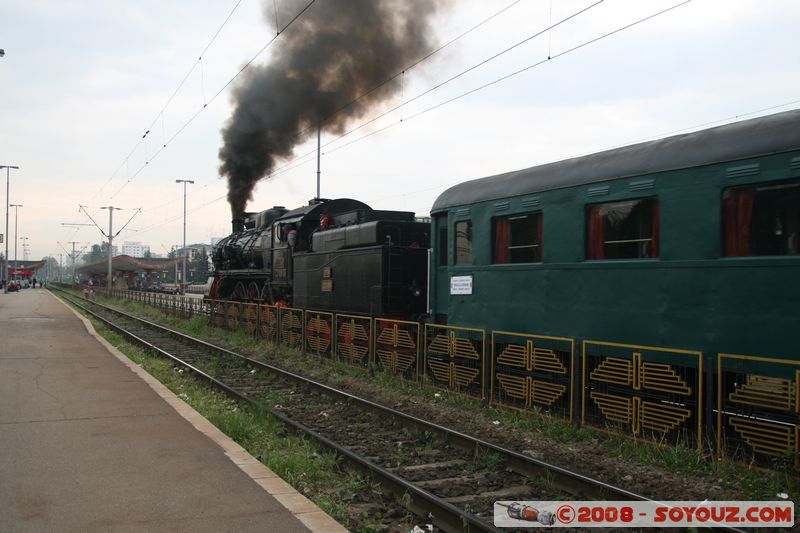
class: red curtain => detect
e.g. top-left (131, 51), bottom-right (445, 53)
top-left (494, 218), bottom-right (510, 263)
top-left (536, 215), bottom-right (543, 261)
top-left (588, 207), bottom-right (605, 259)
top-left (650, 201), bottom-right (660, 258)
top-left (724, 189), bottom-right (754, 256)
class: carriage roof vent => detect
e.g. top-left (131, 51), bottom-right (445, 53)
top-left (726, 163), bottom-right (760, 179)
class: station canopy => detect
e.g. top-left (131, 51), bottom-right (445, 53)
top-left (9, 259), bottom-right (47, 275)
top-left (10, 259), bottom-right (47, 270)
top-left (76, 255), bottom-right (184, 276)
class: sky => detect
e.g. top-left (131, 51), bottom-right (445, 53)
top-left (1, 0), bottom-right (799, 263)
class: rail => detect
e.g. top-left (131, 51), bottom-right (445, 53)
top-left (50, 282), bottom-right (800, 476)
top-left (56, 286), bottom-right (738, 531)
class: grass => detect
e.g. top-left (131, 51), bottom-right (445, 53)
top-left (473, 447), bottom-right (505, 470)
top-left (68, 289), bottom-right (795, 502)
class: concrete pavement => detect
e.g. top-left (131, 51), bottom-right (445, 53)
top-left (0, 289), bottom-right (346, 532)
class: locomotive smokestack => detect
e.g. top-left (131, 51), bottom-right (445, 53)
top-left (232, 217), bottom-right (245, 234)
top-left (219, 0), bottom-right (447, 218)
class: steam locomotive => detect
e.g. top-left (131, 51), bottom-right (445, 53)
top-left (211, 198), bottom-right (430, 319)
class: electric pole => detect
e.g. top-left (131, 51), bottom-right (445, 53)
top-left (103, 207), bottom-right (120, 291)
top-left (10, 203), bottom-right (21, 275)
top-left (20, 236), bottom-right (29, 262)
top-left (175, 179), bottom-right (194, 292)
top-left (67, 241), bottom-right (79, 286)
top-left (57, 240), bottom-right (85, 286)
top-left (60, 223), bottom-right (92, 286)
top-left (79, 205), bottom-right (140, 293)
top-left (1, 165), bottom-right (19, 293)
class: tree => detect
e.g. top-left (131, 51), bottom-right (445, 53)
top-left (43, 256), bottom-right (60, 281)
top-left (189, 248), bottom-right (209, 283)
top-left (83, 243), bottom-right (107, 264)
top-left (165, 248), bottom-right (177, 283)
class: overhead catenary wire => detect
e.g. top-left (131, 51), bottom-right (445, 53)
top-left (78, 205), bottom-right (110, 238)
top-left (124, 2), bottom-right (797, 249)
top-left (291, 0), bottom-right (528, 144)
top-left (601, 98), bottom-right (800, 150)
top-left (197, 0), bottom-right (694, 203)
top-left (371, 104), bottom-right (800, 205)
top-left (88, 0), bottom-right (246, 205)
top-left (104, 0), bottom-right (525, 213)
top-left (78, 205), bottom-right (142, 239)
top-left (131, 93), bottom-right (800, 240)
top-left (133, 194), bottom-right (227, 238)
top-left (100, 0), bottom-right (529, 231)
top-left (325, 0), bottom-right (692, 155)
top-left (247, 0), bottom-right (608, 184)
top-left (128, 0), bottom-right (694, 238)
top-left (106, 0), bottom-right (318, 203)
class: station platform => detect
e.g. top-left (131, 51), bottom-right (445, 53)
top-left (0, 289), bottom-right (346, 532)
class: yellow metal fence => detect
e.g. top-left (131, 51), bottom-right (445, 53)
top-left (98, 288), bottom-right (800, 472)
top-left (718, 353), bottom-right (800, 470)
top-left (582, 340), bottom-right (703, 450)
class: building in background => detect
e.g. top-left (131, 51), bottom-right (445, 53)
top-left (173, 243), bottom-right (212, 283)
top-left (121, 241), bottom-right (151, 257)
top-left (174, 243), bottom-right (211, 260)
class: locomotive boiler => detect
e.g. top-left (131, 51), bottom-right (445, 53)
top-left (211, 198), bottom-right (430, 319)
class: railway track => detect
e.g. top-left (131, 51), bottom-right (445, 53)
top-left (53, 289), bottom-right (747, 533)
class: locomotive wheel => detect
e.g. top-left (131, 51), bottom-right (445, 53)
top-left (261, 284), bottom-right (276, 304)
top-left (233, 282), bottom-right (246, 300)
top-left (215, 278), bottom-right (238, 300)
top-left (247, 282), bottom-right (261, 301)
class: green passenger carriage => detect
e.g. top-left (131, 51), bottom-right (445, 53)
top-left (429, 110), bottom-right (800, 466)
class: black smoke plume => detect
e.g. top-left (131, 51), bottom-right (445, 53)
top-left (219, 0), bottom-right (445, 218)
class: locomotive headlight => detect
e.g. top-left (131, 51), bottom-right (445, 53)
top-left (412, 287), bottom-right (422, 297)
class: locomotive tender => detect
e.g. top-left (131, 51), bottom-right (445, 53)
top-left (211, 198), bottom-right (429, 319)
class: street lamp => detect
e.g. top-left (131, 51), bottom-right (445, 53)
top-left (175, 179), bottom-right (194, 292)
top-left (1, 165), bottom-right (19, 293)
top-left (10, 204), bottom-right (21, 275)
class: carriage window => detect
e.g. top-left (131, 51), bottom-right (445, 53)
top-left (724, 179), bottom-right (800, 256)
top-left (455, 220), bottom-right (473, 264)
top-left (587, 198), bottom-right (659, 259)
top-left (493, 213), bottom-right (542, 263)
